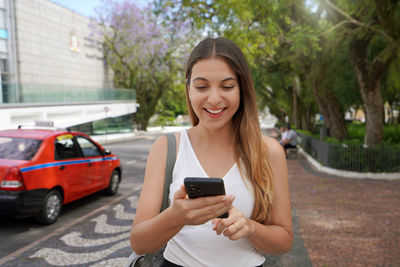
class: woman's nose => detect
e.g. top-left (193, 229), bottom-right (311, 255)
top-left (208, 88), bottom-right (221, 105)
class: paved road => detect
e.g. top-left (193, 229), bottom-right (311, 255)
top-left (1, 134), bottom-right (312, 266)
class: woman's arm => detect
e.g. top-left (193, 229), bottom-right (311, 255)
top-left (213, 136), bottom-right (293, 254)
top-left (130, 135), bottom-right (234, 254)
top-left (130, 135), bottom-right (178, 254)
top-left (248, 136), bottom-right (293, 253)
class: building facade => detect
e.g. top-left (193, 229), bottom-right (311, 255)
top-left (1, 0), bottom-right (114, 103)
top-left (0, 0), bottom-right (137, 133)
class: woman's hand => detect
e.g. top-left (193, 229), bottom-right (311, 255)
top-left (212, 206), bottom-right (255, 240)
top-left (170, 185), bottom-right (235, 226)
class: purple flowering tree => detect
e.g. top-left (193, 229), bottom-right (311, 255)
top-left (91, 0), bottom-right (191, 130)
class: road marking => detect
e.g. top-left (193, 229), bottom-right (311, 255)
top-left (125, 160), bottom-right (136, 165)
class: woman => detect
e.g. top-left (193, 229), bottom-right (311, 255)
top-left (130, 37), bottom-right (292, 267)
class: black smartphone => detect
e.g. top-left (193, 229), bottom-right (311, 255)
top-left (184, 177), bottom-right (229, 218)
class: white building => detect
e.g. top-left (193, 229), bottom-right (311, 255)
top-left (0, 0), bottom-right (137, 132)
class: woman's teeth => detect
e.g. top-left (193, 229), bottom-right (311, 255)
top-left (206, 108), bottom-right (224, 114)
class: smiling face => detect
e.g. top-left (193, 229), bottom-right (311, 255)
top-left (187, 57), bottom-right (240, 131)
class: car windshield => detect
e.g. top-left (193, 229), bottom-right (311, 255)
top-left (0, 137), bottom-right (43, 160)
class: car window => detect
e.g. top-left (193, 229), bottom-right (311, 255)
top-left (76, 136), bottom-right (103, 157)
top-left (54, 134), bottom-right (81, 160)
top-left (0, 137), bottom-right (42, 160)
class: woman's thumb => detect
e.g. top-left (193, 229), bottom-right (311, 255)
top-left (174, 184), bottom-right (187, 200)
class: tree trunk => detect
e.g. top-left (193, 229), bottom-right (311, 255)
top-left (136, 118), bottom-right (148, 131)
top-left (301, 105), bottom-right (312, 132)
top-left (291, 86), bottom-right (297, 128)
top-left (361, 86), bottom-right (383, 146)
top-left (292, 78), bottom-right (301, 129)
top-left (350, 37), bottom-right (387, 146)
top-left (299, 76), bottom-right (313, 131)
top-left (134, 88), bottom-right (160, 131)
top-left (301, 112), bottom-right (308, 131)
top-left (311, 79), bottom-right (348, 140)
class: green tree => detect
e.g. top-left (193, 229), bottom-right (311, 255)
top-left (155, 83), bottom-right (187, 126)
top-left (164, 0), bottom-right (350, 138)
top-left (92, 0), bottom-right (191, 130)
top-left (162, 0), bottom-right (296, 122)
top-left (321, 0), bottom-right (400, 145)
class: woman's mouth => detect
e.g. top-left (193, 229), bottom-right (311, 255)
top-left (204, 108), bottom-right (226, 118)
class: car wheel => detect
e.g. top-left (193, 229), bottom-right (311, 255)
top-left (104, 170), bottom-right (120, 196)
top-left (36, 190), bottom-right (62, 225)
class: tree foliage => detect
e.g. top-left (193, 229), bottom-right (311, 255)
top-left (160, 0), bottom-right (399, 144)
top-left (93, 0), bottom-right (399, 142)
top-left (91, 0), bottom-right (192, 130)
top-left (319, 0), bottom-right (400, 145)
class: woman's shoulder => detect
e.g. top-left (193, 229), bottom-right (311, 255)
top-left (261, 135), bottom-right (287, 177)
top-left (152, 135), bottom-right (168, 149)
top-left (262, 135), bottom-right (285, 157)
top-left (152, 132), bottom-right (181, 148)
top-left (261, 134), bottom-right (280, 147)
top-left (150, 131), bottom-right (183, 158)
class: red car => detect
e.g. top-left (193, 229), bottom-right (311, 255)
top-left (0, 127), bottom-right (122, 224)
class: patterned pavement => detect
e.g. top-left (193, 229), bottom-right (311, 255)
top-left (2, 187), bottom-right (312, 267)
top-left (2, 192), bottom-right (140, 267)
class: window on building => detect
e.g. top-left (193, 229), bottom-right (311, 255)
top-left (0, 58), bottom-right (8, 73)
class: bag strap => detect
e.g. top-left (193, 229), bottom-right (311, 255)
top-left (160, 133), bottom-right (176, 212)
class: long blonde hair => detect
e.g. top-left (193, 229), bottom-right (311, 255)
top-left (185, 37), bottom-right (273, 223)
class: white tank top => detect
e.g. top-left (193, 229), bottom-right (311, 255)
top-left (163, 130), bottom-right (265, 267)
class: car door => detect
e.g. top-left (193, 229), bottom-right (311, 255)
top-left (54, 134), bottom-right (89, 201)
top-left (75, 136), bottom-right (105, 191)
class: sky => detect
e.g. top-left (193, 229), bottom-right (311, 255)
top-left (50, 0), bottom-right (149, 18)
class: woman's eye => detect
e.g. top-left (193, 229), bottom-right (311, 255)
top-left (222, 86), bottom-right (234, 89)
top-left (195, 86), bottom-right (207, 89)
